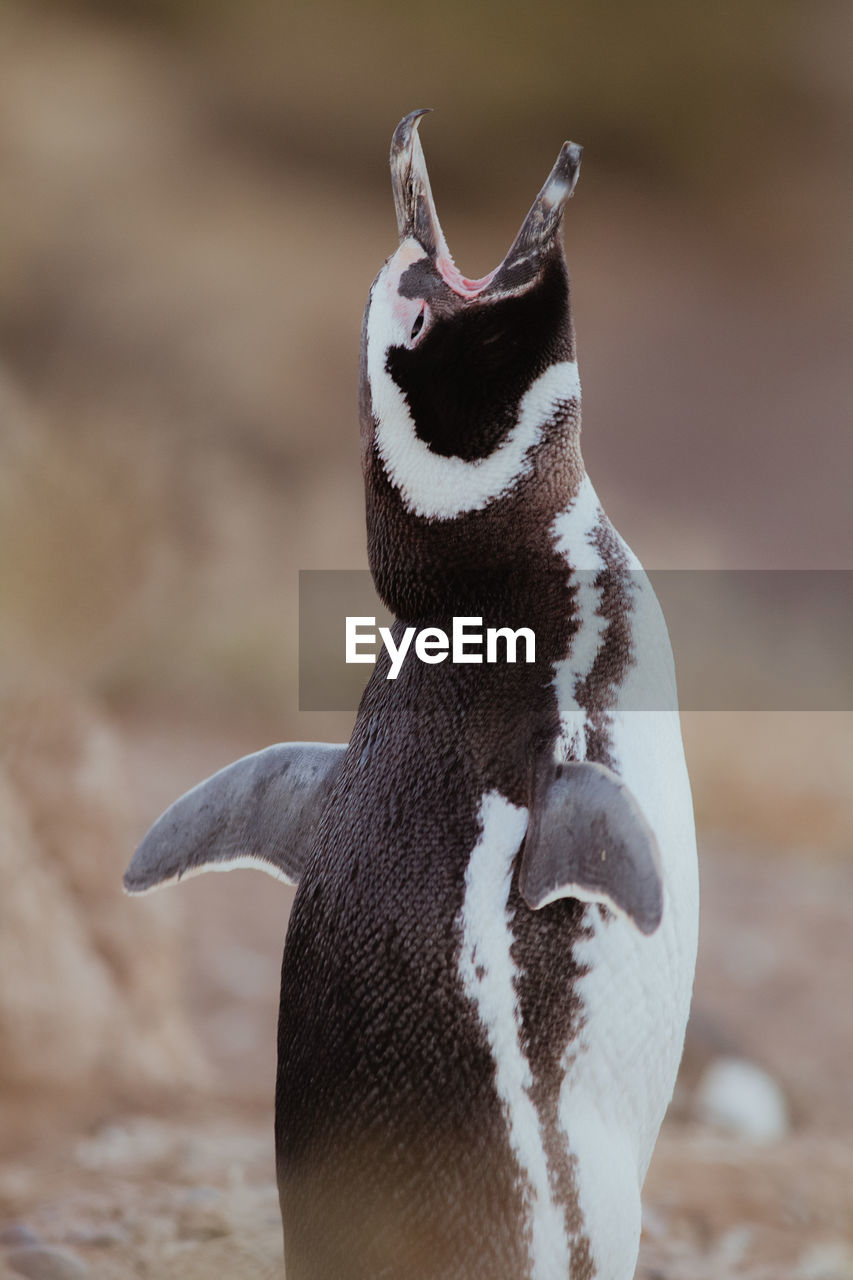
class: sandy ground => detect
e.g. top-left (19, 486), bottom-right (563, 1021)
top-left (2, 1118), bottom-right (851, 1279)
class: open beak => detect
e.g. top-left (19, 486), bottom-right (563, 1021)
top-left (390, 108), bottom-right (445, 259)
top-left (390, 109), bottom-right (582, 297)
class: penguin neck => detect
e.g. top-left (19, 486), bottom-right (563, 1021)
top-left (365, 435), bottom-right (586, 630)
top-left (362, 623), bottom-right (563, 810)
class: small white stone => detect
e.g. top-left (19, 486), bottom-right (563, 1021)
top-left (74, 1119), bottom-right (178, 1171)
top-left (715, 1224), bottom-right (753, 1265)
top-left (798, 1240), bottom-right (853, 1279)
top-left (640, 1205), bottom-right (668, 1240)
top-left (695, 1056), bottom-right (789, 1141)
top-left (177, 1188), bottom-right (232, 1241)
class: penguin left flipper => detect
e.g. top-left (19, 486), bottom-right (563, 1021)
top-left (520, 760), bottom-right (664, 935)
top-left (123, 742), bottom-right (346, 895)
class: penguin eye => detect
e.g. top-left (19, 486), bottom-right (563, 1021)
top-left (410, 309), bottom-right (425, 342)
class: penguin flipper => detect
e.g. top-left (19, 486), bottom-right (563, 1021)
top-left (520, 760), bottom-right (663, 935)
top-left (123, 742), bottom-right (346, 895)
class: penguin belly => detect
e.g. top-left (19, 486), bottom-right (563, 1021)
top-left (275, 686), bottom-right (536, 1279)
top-left (274, 658), bottom-right (686, 1280)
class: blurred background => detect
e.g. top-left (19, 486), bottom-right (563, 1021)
top-left (0, 1), bottom-right (850, 1276)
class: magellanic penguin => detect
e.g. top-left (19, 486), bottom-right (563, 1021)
top-left (124, 111), bottom-right (699, 1280)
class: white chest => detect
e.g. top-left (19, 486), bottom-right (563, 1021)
top-left (455, 476), bottom-right (699, 1278)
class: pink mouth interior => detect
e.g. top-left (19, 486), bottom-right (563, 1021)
top-left (435, 251), bottom-right (497, 299)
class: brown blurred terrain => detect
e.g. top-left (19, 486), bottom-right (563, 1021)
top-left (0, 1), bottom-right (851, 1276)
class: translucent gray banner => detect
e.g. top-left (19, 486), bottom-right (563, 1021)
top-left (298, 570), bottom-right (852, 712)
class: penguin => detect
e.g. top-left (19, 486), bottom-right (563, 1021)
top-left (125, 111), bottom-right (699, 1280)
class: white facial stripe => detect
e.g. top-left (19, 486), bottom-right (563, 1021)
top-left (551, 476), bottom-right (608, 763)
top-left (366, 260), bottom-right (580, 520)
top-left (458, 791), bottom-right (572, 1279)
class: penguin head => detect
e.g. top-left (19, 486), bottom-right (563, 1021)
top-left (361, 111), bottom-right (585, 618)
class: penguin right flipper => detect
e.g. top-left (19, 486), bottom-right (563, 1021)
top-left (520, 760), bottom-right (664, 935)
top-left (123, 742), bottom-right (346, 895)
